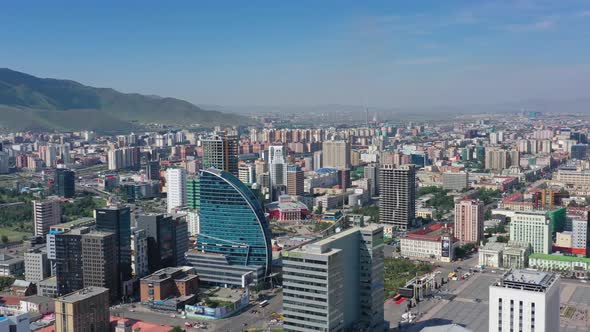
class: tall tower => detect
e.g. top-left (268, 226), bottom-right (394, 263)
top-left (379, 164), bottom-right (416, 230)
top-left (269, 145), bottom-right (287, 199)
top-left (166, 168), bottom-right (187, 213)
top-left (201, 132), bottom-right (239, 176)
top-left (454, 200), bottom-right (484, 243)
top-left (33, 199), bottom-right (61, 237)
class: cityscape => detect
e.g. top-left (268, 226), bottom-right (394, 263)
top-left (2, 1), bottom-right (590, 332)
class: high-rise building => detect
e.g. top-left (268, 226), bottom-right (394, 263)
top-left (0, 151), bottom-right (9, 174)
top-left (186, 168), bottom-right (271, 286)
top-left (269, 145), bottom-right (287, 199)
top-left (81, 231), bottom-right (119, 302)
top-left (489, 270), bottom-right (560, 332)
top-left (130, 228), bottom-right (149, 280)
top-left (55, 231), bottom-right (84, 296)
top-left (55, 287), bottom-right (110, 332)
top-left (95, 206), bottom-right (132, 286)
top-left (322, 140), bottom-right (351, 169)
top-left (135, 213), bottom-right (188, 271)
top-left (201, 133), bottom-right (239, 176)
top-left (146, 159), bottom-right (160, 181)
top-left (33, 199), bottom-right (62, 237)
top-left (54, 168), bottom-right (75, 198)
top-left (509, 211), bottom-right (552, 254)
top-left (107, 146), bottom-right (140, 171)
top-left (286, 166), bottom-right (304, 196)
top-left (485, 148), bottom-right (510, 172)
top-left (454, 200), bottom-right (484, 243)
top-left (379, 164), bottom-right (416, 230)
top-left (364, 163), bottom-right (379, 197)
top-left (313, 150), bottom-right (323, 171)
top-left (282, 225), bottom-right (385, 331)
top-left (571, 143), bottom-right (588, 160)
top-left (24, 249), bottom-right (50, 283)
top-left (238, 163), bottom-right (256, 184)
top-left (166, 168), bottom-right (187, 213)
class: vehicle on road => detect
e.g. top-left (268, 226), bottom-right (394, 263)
top-left (259, 300), bottom-right (270, 307)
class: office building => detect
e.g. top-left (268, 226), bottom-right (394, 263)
top-left (489, 270), bottom-right (559, 332)
top-left (282, 225), bottom-right (385, 332)
top-left (400, 223), bottom-right (455, 262)
top-left (139, 267), bottom-right (199, 302)
top-left (269, 145), bottom-right (287, 199)
top-left (146, 159), bottom-right (160, 181)
top-left (322, 140), bottom-right (351, 169)
top-left (442, 172), bottom-right (469, 191)
top-left (33, 199), bottom-right (61, 237)
top-left (571, 144), bottom-right (588, 160)
top-left (379, 164), bottom-right (416, 230)
top-left (509, 211), bottom-right (552, 254)
top-left (54, 231), bottom-right (84, 296)
top-left (186, 168), bottom-right (271, 286)
top-left (81, 231), bottom-right (119, 302)
top-left (55, 287), bottom-right (110, 332)
top-left (95, 206), bottom-right (132, 286)
top-left (166, 168), bottom-right (187, 213)
top-left (54, 168), bottom-right (75, 198)
top-left (24, 249), bottom-right (50, 283)
top-left (130, 228), bottom-right (149, 280)
top-left (135, 213), bottom-right (188, 271)
top-left (186, 176), bottom-right (200, 210)
top-left (454, 200), bottom-right (484, 243)
top-left (286, 166), bottom-right (304, 196)
top-left (201, 133), bottom-right (239, 176)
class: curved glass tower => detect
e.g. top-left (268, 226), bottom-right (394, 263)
top-left (197, 168), bottom-right (272, 275)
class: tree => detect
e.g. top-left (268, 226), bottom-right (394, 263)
top-left (170, 327), bottom-right (185, 332)
top-left (1, 235), bottom-right (8, 244)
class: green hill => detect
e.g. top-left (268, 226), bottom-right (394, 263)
top-left (0, 68), bottom-right (251, 132)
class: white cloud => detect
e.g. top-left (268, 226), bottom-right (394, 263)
top-left (504, 17), bottom-right (558, 31)
top-left (394, 56), bottom-right (447, 65)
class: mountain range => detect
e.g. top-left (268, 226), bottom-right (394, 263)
top-left (0, 68), bottom-right (251, 133)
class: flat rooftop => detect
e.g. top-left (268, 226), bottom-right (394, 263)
top-left (56, 287), bottom-right (109, 303)
top-left (494, 269), bottom-right (558, 292)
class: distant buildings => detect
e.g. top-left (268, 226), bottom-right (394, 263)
top-left (24, 249), bottom-right (50, 283)
top-left (379, 164), bottom-right (416, 230)
top-left (489, 270), bottom-right (559, 332)
top-left (282, 225), bottom-right (385, 332)
top-left (269, 145), bottom-right (287, 198)
top-left (454, 200), bottom-right (484, 243)
top-left (442, 171), bottom-right (469, 191)
top-left (166, 168), bottom-right (187, 213)
top-left (33, 199), bottom-right (61, 237)
top-left (107, 146), bottom-right (140, 171)
top-left (55, 287), bottom-right (110, 332)
top-left (322, 139), bottom-right (351, 169)
top-left (186, 168), bottom-right (271, 286)
top-left (286, 166), bottom-right (304, 196)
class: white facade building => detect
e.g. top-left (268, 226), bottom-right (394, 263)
top-left (166, 168), bottom-right (187, 213)
top-left (489, 270), bottom-right (560, 332)
top-left (130, 228), bottom-right (149, 280)
top-left (509, 211), bottom-right (552, 254)
top-left (32, 199), bottom-right (61, 237)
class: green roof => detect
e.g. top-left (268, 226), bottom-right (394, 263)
top-left (529, 253), bottom-right (590, 264)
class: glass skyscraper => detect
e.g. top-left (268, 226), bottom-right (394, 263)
top-left (189, 168), bottom-right (271, 284)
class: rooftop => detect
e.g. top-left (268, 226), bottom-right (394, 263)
top-left (493, 269), bottom-right (558, 292)
top-left (530, 253), bottom-right (590, 264)
top-left (56, 287), bottom-right (109, 303)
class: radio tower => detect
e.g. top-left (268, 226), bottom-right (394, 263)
top-left (365, 107), bottom-right (369, 128)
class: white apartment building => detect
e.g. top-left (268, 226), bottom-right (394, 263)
top-left (130, 228), bottom-right (149, 279)
top-left (489, 269), bottom-right (560, 332)
top-left (166, 168), bottom-right (187, 213)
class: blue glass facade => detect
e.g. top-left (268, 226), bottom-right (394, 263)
top-left (197, 168), bottom-right (271, 274)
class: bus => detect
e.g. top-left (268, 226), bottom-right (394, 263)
top-left (259, 300), bottom-right (269, 308)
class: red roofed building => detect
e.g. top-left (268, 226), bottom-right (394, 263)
top-left (400, 223), bottom-right (456, 262)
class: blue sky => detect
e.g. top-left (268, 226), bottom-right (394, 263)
top-left (2, 0), bottom-right (590, 108)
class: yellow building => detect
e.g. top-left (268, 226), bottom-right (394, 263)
top-left (55, 287), bottom-right (110, 332)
